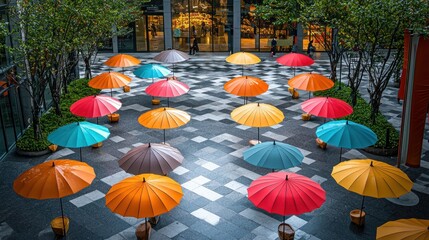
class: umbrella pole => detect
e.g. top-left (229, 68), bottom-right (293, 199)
top-left (60, 198), bottom-right (67, 238)
top-left (163, 129), bottom-right (166, 144)
top-left (359, 196), bottom-right (365, 226)
top-left (145, 218), bottom-right (148, 240)
top-left (339, 148), bottom-right (342, 162)
top-left (80, 148), bottom-right (82, 162)
top-left (257, 127), bottom-right (260, 143)
top-left (293, 68), bottom-right (296, 77)
top-left (167, 98), bottom-right (170, 107)
top-left (96, 117), bottom-right (99, 125)
top-left (242, 65), bottom-right (244, 76)
top-left (110, 89), bottom-right (113, 97)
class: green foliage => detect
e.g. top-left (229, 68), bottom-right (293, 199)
top-left (17, 79), bottom-right (99, 152)
top-left (315, 82), bottom-right (399, 149)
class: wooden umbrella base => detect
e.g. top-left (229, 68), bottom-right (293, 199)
top-left (350, 209), bottom-right (366, 226)
top-left (51, 216), bottom-right (69, 237)
top-left (278, 223), bottom-right (295, 240)
top-left (136, 222), bottom-right (152, 240)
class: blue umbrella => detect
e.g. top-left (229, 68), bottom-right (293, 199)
top-left (48, 121), bottom-right (110, 161)
top-left (243, 141), bottom-right (304, 170)
top-left (133, 63), bottom-right (171, 82)
top-left (316, 120), bottom-right (377, 161)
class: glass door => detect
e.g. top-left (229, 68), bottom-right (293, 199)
top-left (148, 15), bottom-right (164, 51)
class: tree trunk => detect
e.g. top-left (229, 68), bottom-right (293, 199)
top-left (84, 57), bottom-right (92, 79)
top-left (31, 101), bottom-right (42, 140)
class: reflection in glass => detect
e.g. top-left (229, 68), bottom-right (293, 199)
top-left (148, 15), bottom-right (165, 51)
top-left (172, 0), bottom-right (230, 52)
top-left (118, 23), bottom-right (136, 52)
top-left (303, 25), bottom-right (331, 52)
top-left (136, 18), bottom-right (148, 51)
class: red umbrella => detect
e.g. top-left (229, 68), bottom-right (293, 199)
top-left (301, 97), bottom-right (353, 119)
top-left (247, 172), bottom-right (325, 216)
top-left (145, 79), bottom-right (190, 106)
top-left (70, 95), bottom-right (122, 120)
top-left (276, 53), bottom-right (314, 76)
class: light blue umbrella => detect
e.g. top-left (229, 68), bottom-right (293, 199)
top-left (133, 63), bottom-right (171, 82)
top-left (48, 121), bottom-right (110, 161)
top-left (316, 120), bottom-right (377, 161)
top-left (243, 141), bottom-right (304, 170)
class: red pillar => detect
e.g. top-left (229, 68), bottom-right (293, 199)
top-left (398, 33), bottom-right (429, 168)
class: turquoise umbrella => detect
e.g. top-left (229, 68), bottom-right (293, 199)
top-left (316, 120), bottom-right (377, 161)
top-left (48, 121), bottom-right (110, 161)
top-left (243, 141), bottom-right (304, 170)
top-left (133, 63), bottom-right (171, 82)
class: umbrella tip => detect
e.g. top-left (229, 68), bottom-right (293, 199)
top-left (148, 143), bottom-right (151, 147)
top-left (370, 161), bottom-right (374, 167)
top-left (257, 102), bottom-right (260, 106)
top-left (285, 175), bottom-right (288, 180)
top-left (143, 177), bottom-right (146, 183)
top-left (52, 161), bottom-right (55, 167)
top-left (273, 140), bottom-right (276, 145)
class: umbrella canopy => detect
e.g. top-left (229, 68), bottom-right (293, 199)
top-left (145, 79), bottom-right (190, 98)
top-left (376, 218), bottom-right (429, 240)
top-left (247, 171), bottom-right (326, 216)
top-left (276, 53), bottom-right (314, 67)
top-left (105, 174), bottom-right (183, 218)
top-left (104, 54), bottom-right (141, 68)
top-left (331, 159), bottom-right (413, 199)
top-left (301, 97), bottom-right (353, 119)
top-left (288, 72), bottom-right (334, 92)
top-left (138, 107), bottom-right (191, 130)
top-left (13, 159), bottom-right (96, 199)
top-left (138, 107), bottom-right (191, 143)
top-left (70, 94), bottom-right (122, 119)
top-left (226, 52), bottom-right (261, 65)
top-left (48, 121), bottom-right (110, 148)
top-left (231, 102), bottom-right (284, 127)
top-left (316, 120), bottom-right (377, 149)
top-left (133, 63), bottom-right (171, 79)
top-left (243, 141), bottom-right (304, 170)
top-left (153, 49), bottom-right (190, 63)
top-left (88, 71), bottom-right (131, 90)
top-left (224, 76), bottom-right (269, 97)
top-left (118, 143), bottom-right (184, 175)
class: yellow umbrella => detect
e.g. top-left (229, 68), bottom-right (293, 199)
top-left (105, 174), bottom-right (183, 239)
top-left (226, 52), bottom-right (261, 76)
top-left (376, 218), bottom-right (429, 240)
top-left (231, 102), bottom-right (284, 143)
top-left (88, 71), bottom-right (131, 96)
top-left (138, 107), bottom-right (191, 143)
top-left (332, 159), bottom-right (413, 225)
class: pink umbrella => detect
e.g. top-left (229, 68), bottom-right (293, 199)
top-left (301, 97), bottom-right (353, 119)
top-left (276, 53), bottom-right (314, 76)
top-left (145, 79), bottom-right (190, 106)
top-left (70, 95), bottom-right (122, 123)
top-left (118, 143), bottom-right (184, 175)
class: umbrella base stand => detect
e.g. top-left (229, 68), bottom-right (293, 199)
top-left (136, 222), bottom-right (152, 240)
top-left (92, 142), bottom-right (103, 148)
top-left (148, 216), bottom-right (161, 225)
top-left (350, 209), bottom-right (366, 226)
top-left (51, 216), bottom-right (69, 237)
top-left (316, 138), bottom-right (327, 150)
top-left (278, 223), bottom-right (295, 240)
top-left (151, 99), bottom-right (161, 105)
top-left (249, 139), bottom-right (262, 146)
top-left (107, 113), bottom-right (120, 123)
top-left (301, 113), bottom-right (312, 121)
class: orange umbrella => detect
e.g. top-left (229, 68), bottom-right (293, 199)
top-left (105, 174), bottom-right (183, 237)
top-left (226, 52), bottom-right (261, 75)
top-left (224, 76), bottom-right (268, 104)
top-left (288, 72), bottom-right (334, 98)
top-left (104, 54), bottom-right (141, 68)
top-left (231, 102), bottom-right (284, 143)
top-left (13, 159), bottom-right (96, 236)
top-left (138, 107), bottom-right (191, 143)
top-left (88, 71), bottom-right (131, 96)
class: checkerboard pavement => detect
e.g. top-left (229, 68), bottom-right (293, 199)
top-left (1, 52), bottom-right (428, 240)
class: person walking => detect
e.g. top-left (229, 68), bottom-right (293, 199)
top-left (191, 37), bottom-right (199, 55)
top-left (271, 37), bottom-right (277, 57)
top-left (151, 23), bottom-right (157, 37)
top-left (307, 40), bottom-right (314, 58)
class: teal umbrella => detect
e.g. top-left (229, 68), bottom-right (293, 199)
top-left (243, 141), bottom-right (304, 170)
top-left (316, 120), bottom-right (377, 162)
top-left (48, 121), bottom-right (110, 161)
top-left (133, 63), bottom-right (171, 82)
